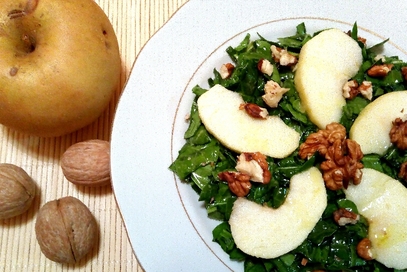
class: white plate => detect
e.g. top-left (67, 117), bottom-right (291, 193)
top-left (111, 1), bottom-right (407, 271)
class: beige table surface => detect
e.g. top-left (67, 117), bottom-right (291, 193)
top-left (0, 0), bottom-right (188, 271)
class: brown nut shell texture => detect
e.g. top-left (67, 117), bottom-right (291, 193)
top-left (0, 163), bottom-right (36, 220)
top-left (61, 139), bottom-right (110, 186)
top-left (35, 196), bottom-right (98, 264)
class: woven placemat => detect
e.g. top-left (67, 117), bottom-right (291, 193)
top-left (0, 0), bottom-right (188, 271)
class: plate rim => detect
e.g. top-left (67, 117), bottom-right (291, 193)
top-left (111, 1), bottom-right (407, 271)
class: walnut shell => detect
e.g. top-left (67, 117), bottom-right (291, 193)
top-left (35, 196), bottom-right (98, 263)
top-left (0, 163), bottom-right (36, 220)
top-left (61, 139), bottom-right (110, 186)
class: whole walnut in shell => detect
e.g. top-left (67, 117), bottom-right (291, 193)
top-left (35, 196), bottom-right (98, 263)
top-left (61, 139), bottom-right (110, 186)
top-left (0, 163), bottom-right (36, 220)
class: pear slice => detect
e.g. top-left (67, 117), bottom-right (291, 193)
top-left (197, 84), bottom-right (300, 158)
top-left (229, 167), bottom-right (327, 259)
top-left (344, 168), bottom-right (407, 269)
top-left (349, 91), bottom-right (407, 155)
top-left (294, 28), bottom-right (363, 129)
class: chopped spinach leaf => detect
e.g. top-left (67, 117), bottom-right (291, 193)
top-left (170, 22), bottom-right (407, 271)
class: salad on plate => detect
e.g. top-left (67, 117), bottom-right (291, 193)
top-left (170, 22), bottom-right (407, 271)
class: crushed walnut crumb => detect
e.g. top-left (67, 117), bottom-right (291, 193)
top-left (399, 161), bottom-right (407, 181)
top-left (257, 59), bottom-right (273, 76)
top-left (346, 30), bottom-right (366, 45)
top-left (401, 67), bottom-right (407, 81)
top-left (219, 63), bottom-right (235, 79)
top-left (271, 45), bottom-right (297, 66)
top-left (262, 80), bottom-right (290, 108)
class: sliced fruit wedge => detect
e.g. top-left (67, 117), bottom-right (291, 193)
top-left (229, 167), bottom-right (327, 259)
top-left (349, 90), bottom-right (407, 155)
top-left (344, 168), bottom-right (407, 269)
top-left (294, 28), bottom-right (363, 129)
top-left (197, 84), bottom-right (300, 158)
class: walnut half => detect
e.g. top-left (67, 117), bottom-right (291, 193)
top-left (390, 117), bottom-right (407, 150)
top-left (320, 138), bottom-right (363, 190)
top-left (299, 122), bottom-right (346, 159)
top-left (299, 122), bottom-right (363, 190)
top-left (390, 118), bottom-right (407, 182)
top-left (218, 171), bottom-right (251, 197)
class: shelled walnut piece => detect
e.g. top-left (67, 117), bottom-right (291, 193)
top-left (61, 139), bottom-right (110, 186)
top-left (235, 152), bottom-right (271, 184)
top-left (218, 171), bottom-right (251, 197)
top-left (271, 45), bottom-right (297, 66)
top-left (333, 208), bottom-right (359, 226)
top-left (346, 30), bottom-right (367, 45)
top-left (390, 118), bottom-right (407, 150)
top-left (239, 103), bottom-right (268, 119)
top-left (299, 122), bottom-right (363, 190)
top-left (320, 138), bottom-right (363, 190)
top-left (389, 118), bottom-right (407, 180)
top-left (399, 162), bottom-right (407, 181)
top-left (219, 63), bottom-right (235, 79)
top-left (342, 80), bottom-right (373, 101)
top-left (401, 67), bottom-right (407, 81)
top-left (262, 80), bottom-right (290, 108)
top-left (218, 152), bottom-right (271, 196)
top-left (357, 238), bottom-right (374, 261)
top-left (367, 64), bottom-right (393, 78)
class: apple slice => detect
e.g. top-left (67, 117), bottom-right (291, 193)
top-left (344, 168), bottom-right (407, 269)
top-left (294, 28), bottom-right (363, 129)
top-left (349, 91), bottom-right (407, 155)
top-left (229, 167), bottom-right (327, 259)
top-left (197, 84), bottom-right (300, 158)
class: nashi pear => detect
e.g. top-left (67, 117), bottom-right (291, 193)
top-left (349, 91), bottom-right (407, 155)
top-left (294, 28), bottom-right (362, 129)
top-left (0, 0), bottom-right (121, 137)
top-left (229, 167), bottom-right (327, 259)
top-left (344, 168), bottom-right (407, 270)
top-left (197, 84), bottom-right (300, 158)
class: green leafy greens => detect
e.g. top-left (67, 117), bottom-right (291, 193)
top-left (169, 23), bottom-right (407, 271)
